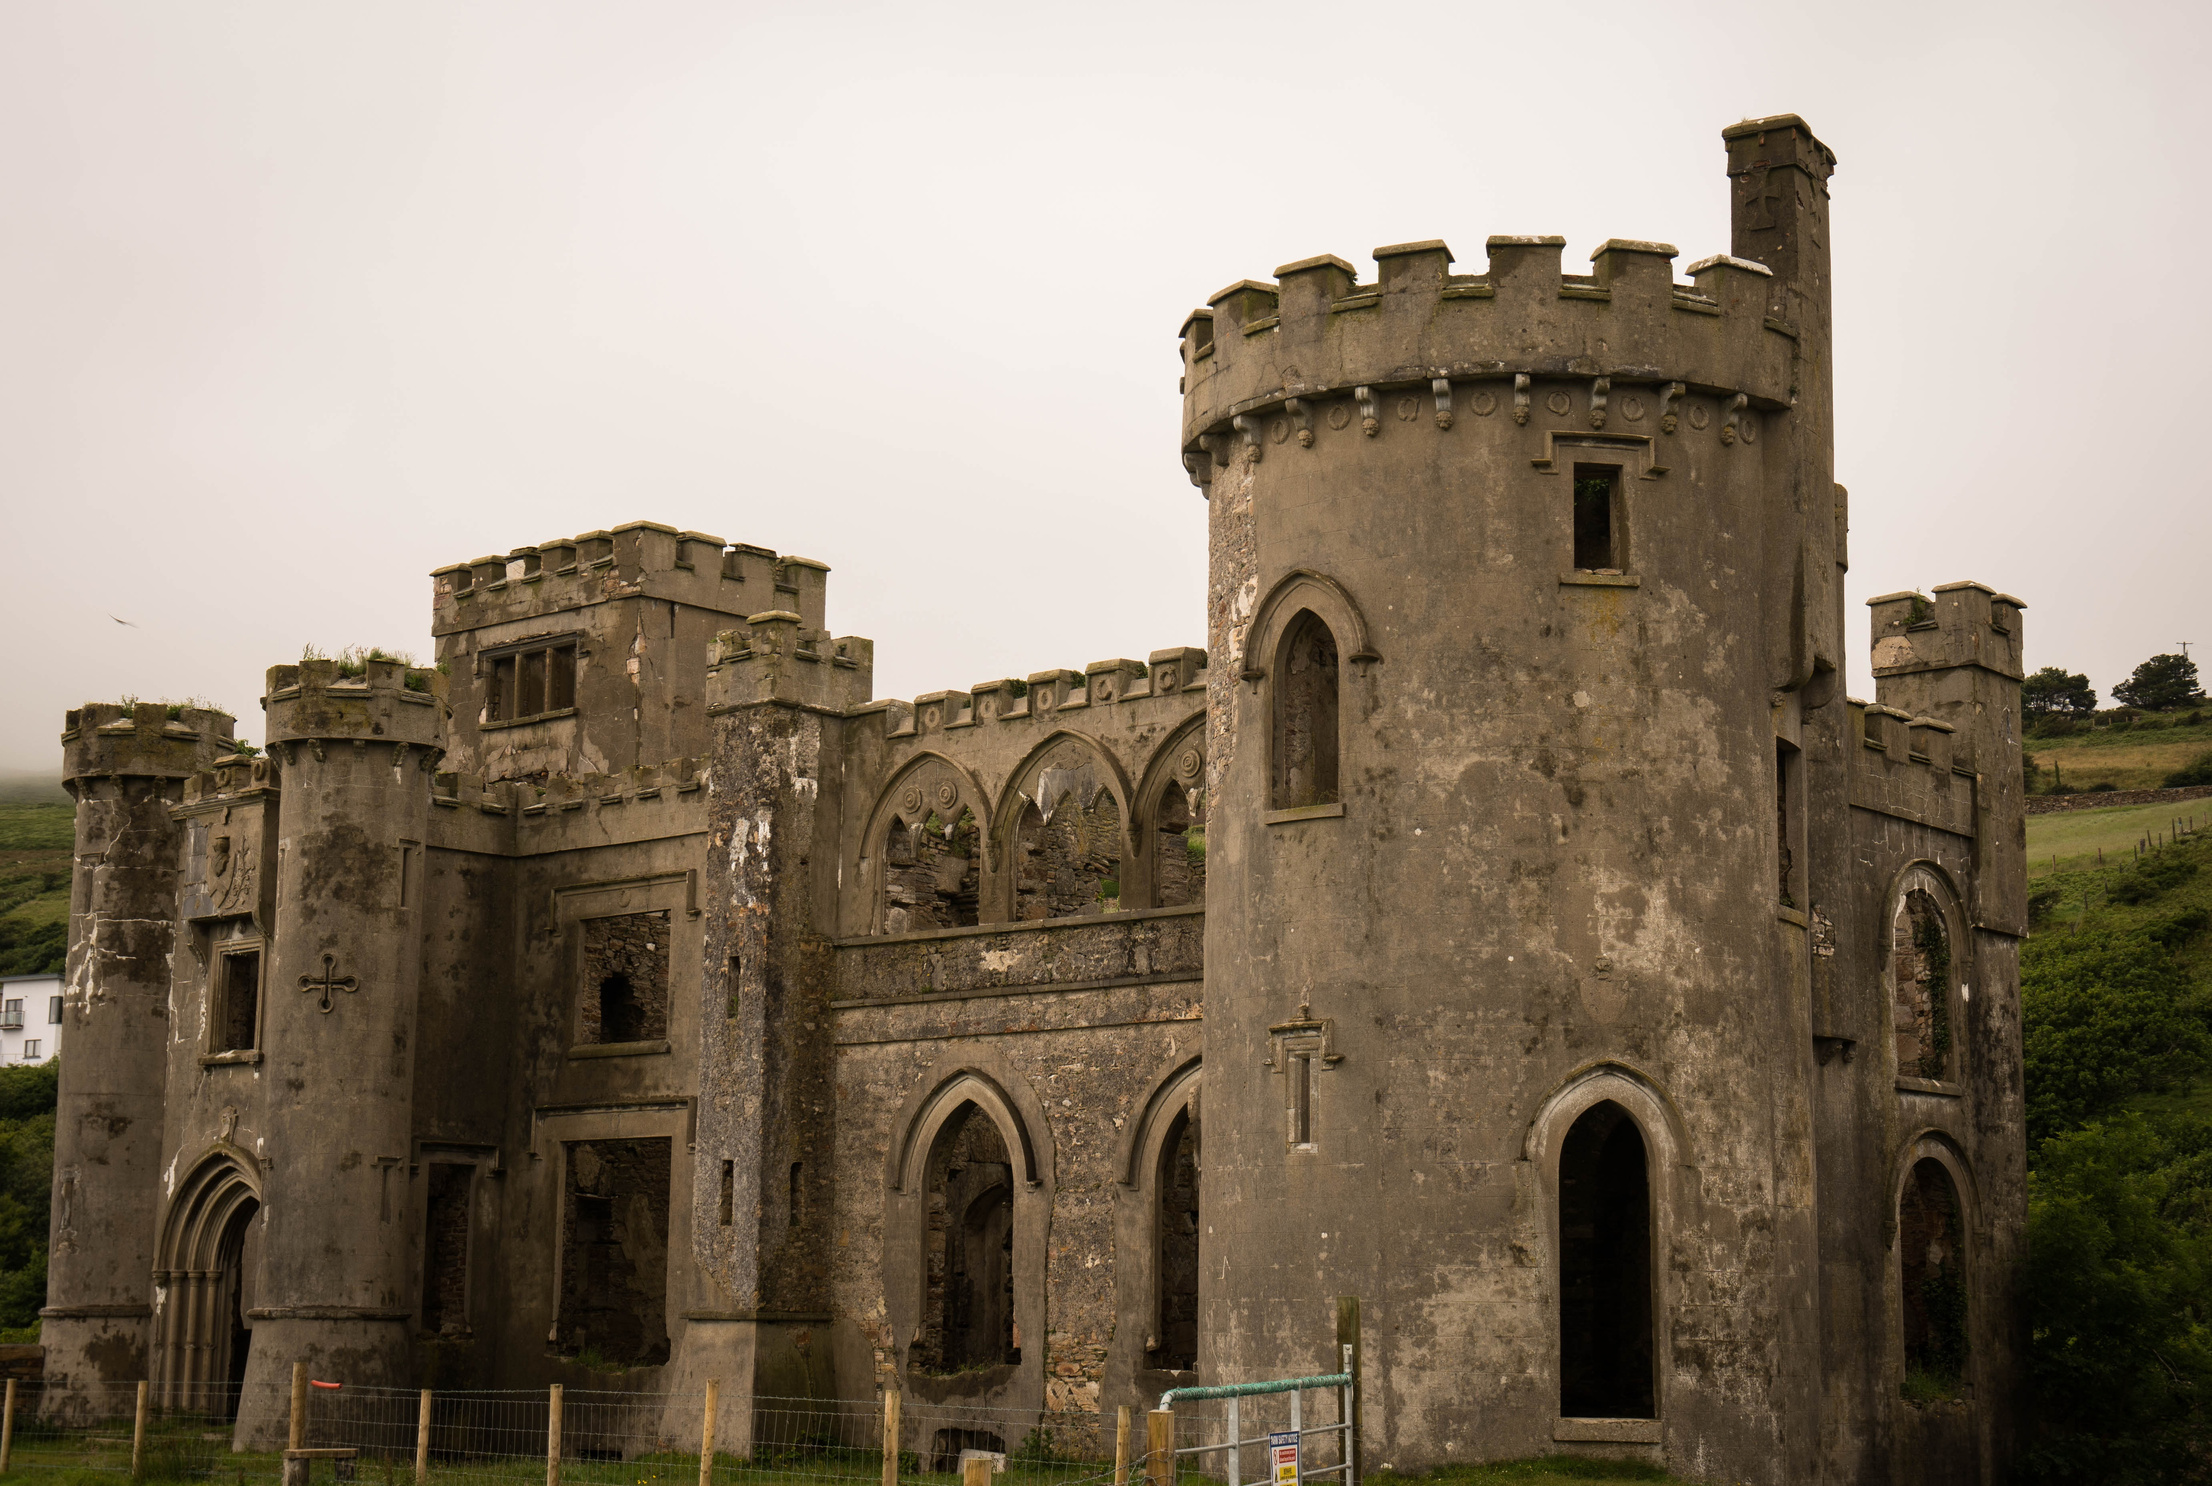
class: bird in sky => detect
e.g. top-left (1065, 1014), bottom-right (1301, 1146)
top-left (108, 614), bottom-right (136, 626)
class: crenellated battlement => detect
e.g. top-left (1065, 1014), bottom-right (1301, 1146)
top-left (705, 611), bottom-right (877, 714)
top-left (1845, 698), bottom-right (1976, 837)
top-left (856, 646), bottom-right (1206, 738)
top-left (61, 702), bottom-right (237, 784)
top-left (431, 521), bottom-right (829, 636)
top-left (263, 657), bottom-right (448, 756)
top-left (1179, 232), bottom-right (1796, 474)
top-left (1867, 581), bottom-right (2027, 684)
top-left (179, 753), bottom-right (280, 807)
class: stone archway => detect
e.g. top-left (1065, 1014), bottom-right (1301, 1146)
top-left (152, 1151), bottom-right (262, 1412)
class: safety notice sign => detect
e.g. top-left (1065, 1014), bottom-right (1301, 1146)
top-left (1269, 1432), bottom-right (1298, 1486)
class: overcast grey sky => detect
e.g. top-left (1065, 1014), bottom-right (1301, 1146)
top-left (4, 0), bottom-right (2206, 770)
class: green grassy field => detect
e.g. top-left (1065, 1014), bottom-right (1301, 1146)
top-left (0, 799), bottom-right (74, 977)
top-left (2026, 799), bottom-right (2212, 879)
top-left (2024, 716), bottom-right (2212, 792)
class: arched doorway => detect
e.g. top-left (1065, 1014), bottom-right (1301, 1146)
top-left (153, 1152), bottom-right (262, 1414)
top-left (1558, 1100), bottom-right (1654, 1419)
top-left (912, 1102), bottom-right (1019, 1374)
top-left (1153, 1106), bottom-right (1199, 1371)
top-left (1899, 1157), bottom-right (1968, 1396)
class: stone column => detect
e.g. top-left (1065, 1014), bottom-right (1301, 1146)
top-left (45, 703), bottom-right (233, 1413)
top-left (233, 659), bottom-right (445, 1447)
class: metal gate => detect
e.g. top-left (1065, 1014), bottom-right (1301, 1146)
top-left (1153, 1345), bottom-right (1355, 1486)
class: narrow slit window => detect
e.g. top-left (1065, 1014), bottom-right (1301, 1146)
top-left (726, 955), bottom-right (743, 1020)
top-left (718, 1160), bottom-right (734, 1227)
top-left (1776, 740), bottom-right (1800, 908)
top-left (1573, 466), bottom-right (1620, 571)
top-left (1291, 1053), bottom-right (1314, 1148)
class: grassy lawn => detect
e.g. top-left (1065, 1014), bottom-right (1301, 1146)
top-left (2024, 717), bottom-right (2212, 792)
top-left (1370, 1460), bottom-right (1688, 1486)
top-left (2027, 799), bottom-right (2212, 879)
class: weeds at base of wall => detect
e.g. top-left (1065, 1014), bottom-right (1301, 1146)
top-left (1370, 1458), bottom-right (1683, 1485)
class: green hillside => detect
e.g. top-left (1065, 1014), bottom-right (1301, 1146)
top-left (0, 799), bottom-right (72, 977)
top-left (2025, 714), bottom-right (2212, 794)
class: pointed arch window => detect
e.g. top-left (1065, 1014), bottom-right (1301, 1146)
top-left (1272, 610), bottom-right (1340, 809)
top-left (1558, 1100), bottom-right (1655, 1419)
top-left (1899, 1158), bottom-right (1968, 1398)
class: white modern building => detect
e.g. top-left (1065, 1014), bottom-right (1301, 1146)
top-left (0, 975), bottom-right (60, 1065)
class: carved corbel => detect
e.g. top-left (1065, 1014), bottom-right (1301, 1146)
top-left (1200, 432), bottom-right (1233, 469)
top-left (1658, 381), bottom-right (1685, 433)
top-left (1354, 386), bottom-right (1379, 437)
top-left (1182, 451), bottom-right (1213, 491)
top-left (1284, 397), bottom-right (1315, 447)
top-left (1432, 378), bottom-right (1454, 430)
top-left (1721, 392), bottom-right (1749, 446)
top-left (1588, 377), bottom-right (1610, 430)
top-left (1513, 373), bottom-right (1532, 425)
top-left (1231, 414), bottom-right (1265, 463)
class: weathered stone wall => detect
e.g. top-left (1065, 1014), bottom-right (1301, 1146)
top-left (579, 911), bottom-right (672, 1043)
top-left (557, 1137), bottom-right (673, 1365)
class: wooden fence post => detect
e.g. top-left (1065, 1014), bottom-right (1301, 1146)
top-left (547, 1384), bottom-right (563, 1486)
top-left (289, 1363), bottom-right (308, 1452)
top-left (1, 1376), bottom-right (16, 1473)
top-left (1114, 1405), bottom-right (1131, 1486)
top-left (130, 1380), bottom-right (149, 1481)
top-left (963, 1458), bottom-right (991, 1486)
top-left (1145, 1410), bottom-right (1174, 1486)
top-left (699, 1379), bottom-right (719, 1486)
top-left (416, 1389), bottom-right (433, 1486)
top-left (881, 1388), bottom-right (901, 1486)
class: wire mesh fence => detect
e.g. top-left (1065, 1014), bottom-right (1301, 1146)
top-left (0, 1381), bottom-right (1143, 1486)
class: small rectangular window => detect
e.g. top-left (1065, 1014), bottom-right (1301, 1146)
top-left (214, 949), bottom-right (261, 1053)
top-left (726, 955), bottom-right (743, 1020)
top-left (22, 1041), bottom-right (39, 1060)
top-left (1777, 740), bottom-right (1802, 909)
top-left (1573, 465), bottom-right (1619, 571)
top-left (48, 997), bottom-right (61, 1025)
top-left (719, 1160), bottom-right (734, 1227)
top-left (0, 1001), bottom-right (20, 1031)
top-left (1291, 1053), bottom-right (1314, 1148)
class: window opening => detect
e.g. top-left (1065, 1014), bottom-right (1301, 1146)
top-left (1153, 1107), bottom-right (1200, 1371)
top-left (883, 808), bottom-right (982, 933)
top-left (913, 1102), bottom-right (1018, 1375)
top-left (1899, 1158), bottom-right (1968, 1398)
top-left (216, 1196), bottom-right (258, 1415)
top-left (1893, 889), bottom-right (1954, 1080)
top-left (1290, 1055), bottom-right (1314, 1148)
top-left (214, 948), bottom-right (261, 1053)
top-left (1776, 740), bottom-right (1800, 908)
top-left (486, 640), bottom-right (579, 723)
top-left (47, 997), bottom-right (61, 1025)
top-left (1013, 789), bottom-right (1122, 922)
top-left (421, 1163), bottom-right (472, 1335)
top-left (1572, 466), bottom-right (1620, 571)
top-left (0, 1002), bottom-right (19, 1033)
top-left (579, 911), bottom-right (670, 1044)
top-left (557, 1138), bottom-right (672, 1366)
top-left (1558, 1100), bottom-right (1655, 1419)
top-left (726, 956), bottom-right (743, 1020)
top-left (21, 1041), bottom-right (39, 1061)
top-left (1154, 781), bottom-right (1206, 908)
top-left (718, 1160), bottom-right (734, 1227)
top-left (1271, 611), bottom-right (1341, 809)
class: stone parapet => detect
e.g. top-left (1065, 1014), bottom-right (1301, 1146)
top-left (61, 703), bottom-right (235, 783)
top-left (431, 523), bottom-right (828, 636)
top-left (1868, 583), bottom-right (2027, 685)
top-left (263, 658), bottom-right (447, 754)
top-left (1179, 232), bottom-right (1796, 474)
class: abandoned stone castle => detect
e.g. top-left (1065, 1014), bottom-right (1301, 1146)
top-left (46, 115), bottom-right (2026, 1486)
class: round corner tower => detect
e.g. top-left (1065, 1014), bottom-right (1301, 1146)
top-left (1184, 116), bottom-right (1843, 1480)
top-left (234, 656), bottom-right (448, 1444)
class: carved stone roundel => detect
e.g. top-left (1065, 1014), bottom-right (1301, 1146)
top-left (1545, 391), bottom-right (1572, 417)
top-left (1739, 415), bottom-right (1758, 444)
top-left (1395, 396), bottom-right (1419, 422)
top-left (1470, 391), bottom-right (1497, 417)
top-left (923, 706), bottom-right (941, 729)
top-left (901, 785), bottom-right (924, 814)
top-left (1269, 418), bottom-right (1290, 445)
top-left (934, 781), bottom-right (959, 810)
top-left (1156, 666), bottom-right (1178, 691)
top-left (1688, 403), bottom-right (1710, 430)
top-left (1177, 748), bottom-right (1203, 781)
top-left (1327, 404), bottom-right (1352, 431)
top-left (1621, 395), bottom-right (1646, 422)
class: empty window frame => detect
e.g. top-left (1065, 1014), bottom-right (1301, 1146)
top-left (212, 946), bottom-right (262, 1053)
top-left (1153, 1107), bottom-right (1200, 1371)
top-left (913, 1102), bottom-right (1019, 1375)
top-left (1271, 610), bottom-right (1341, 809)
top-left (1776, 739), bottom-right (1803, 909)
top-left (1898, 1158), bottom-right (1968, 1396)
top-left (485, 640), bottom-right (579, 724)
top-left (21, 1041), bottom-right (40, 1061)
top-left (47, 997), bottom-right (61, 1025)
top-left (556, 1138), bottom-right (673, 1366)
top-left (1572, 465), bottom-right (1623, 572)
top-left (578, 911), bottom-right (671, 1045)
top-left (421, 1163), bottom-right (473, 1335)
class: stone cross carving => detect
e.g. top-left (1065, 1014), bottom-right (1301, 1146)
top-left (299, 954), bottom-right (359, 1013)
